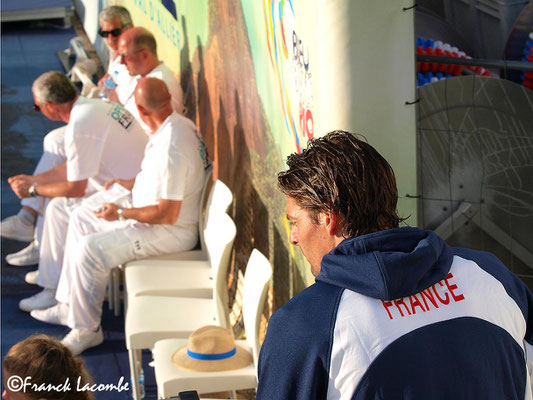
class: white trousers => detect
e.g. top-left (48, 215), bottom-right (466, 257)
top-left (21, 126), bottom-right (66, 245)
top-left (37, 184), bottom-right (105, 289)
top-left (37, 197), bottom-right (84, 289)
top-left (55, 204), bottom-right (197, 330)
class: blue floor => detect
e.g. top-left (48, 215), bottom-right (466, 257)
top-left (1, 21), bottom-right (156, 399)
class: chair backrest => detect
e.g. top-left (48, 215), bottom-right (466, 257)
top-left (242, 249), bottom-right (273, 365)
top-left (70, 61), bottom-right (99, 98)
top-left (199, 177), bottom-right (233, 253)
top-left (197, 167), bottom-right (213, 250)
top-left (203, 212), bottom-right (237, 329)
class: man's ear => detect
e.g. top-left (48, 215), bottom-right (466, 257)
top-left (136, 104), bottom-right (149, 116)
top-left (139, 49), bottom-right (149, 62)
top-left (323, 212), bottom-right (341, 237)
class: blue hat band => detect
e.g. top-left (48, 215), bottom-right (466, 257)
top-left (187, 347), bottom-right (237, 361)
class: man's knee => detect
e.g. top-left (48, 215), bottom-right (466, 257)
top-left (77, 235), bottom-right (107, 272)
top-left (68, 205), bottom-right (102, 237)
top-left (43, 127), bottom-right (66, 155)
top-left (70, 205), bottom-right (90, 223)
top-left (47, 197), bottom-right (67, 215)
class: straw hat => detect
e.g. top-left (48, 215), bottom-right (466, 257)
top-left (172, 326), bottom-right (253, 372)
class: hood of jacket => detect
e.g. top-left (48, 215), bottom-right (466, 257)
top-left (316, 227), bottom-right (453, 301)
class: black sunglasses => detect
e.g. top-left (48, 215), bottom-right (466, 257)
top-left (98, 28), bottom-right (122, 38)
top-left (33, 104), bottom-right (41, 112)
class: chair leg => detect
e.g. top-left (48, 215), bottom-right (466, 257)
top-left (124, 284), bottom-right (129, 315)
top-left (121, 264), bottom-right (128, 315)
top-left (108, 269), bottom-right (114, 311)
top-left (129, 348), bottom-right (142, 400)
top-left (113, 267), bottom-right (121, 316)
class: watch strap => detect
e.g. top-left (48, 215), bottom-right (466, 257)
top-left (29, 183), bottom-right (37, 197)
top-left (117, 207), bottom-right (125, 221)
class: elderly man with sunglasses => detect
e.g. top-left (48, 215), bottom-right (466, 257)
top-left (11, 71), bottom-right (147, 313)
top-left (96, 5), bottom-right (135, 104)
top-left (0, 5), bottom-right (136, 270)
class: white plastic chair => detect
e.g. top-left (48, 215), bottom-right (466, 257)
top-left (124, 180), bottom-right (233, 302)
top-left (109, 171), bottom-right (233, 315)
top-left (152, 249), bottom-right (273, 397)
top-left (133, 174), bottom-right (232, 263)
top-left (125, 212), bottom-right (237, 400)
top-left (70, 59), bottom-right (100, 98)
top-left (106, 168), bottom-right (215, 316)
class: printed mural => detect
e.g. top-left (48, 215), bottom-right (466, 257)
top-left (263, 0), bottom-right (315, 152)
top-left (112, 0), bottom-right (314, 328)
top-left (101, 0), bottom-right (418, 328)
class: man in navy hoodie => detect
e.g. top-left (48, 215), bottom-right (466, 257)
top-left (257, 130), bottom-right (533, 399)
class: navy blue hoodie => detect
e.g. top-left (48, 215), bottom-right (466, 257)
top-left (257, 227), bottom-right (533, 399)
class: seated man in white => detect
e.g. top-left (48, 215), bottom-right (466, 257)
top-left (14, 71), bottom-right (147, 312)
top-left (97, 5), bottom-right (135, 104)
top-left (0, 5), bottom-right (135, 268)
top-left (31, 77), bottom-right (209, 355)
top-left (114, 26), bottom-right (184, 133)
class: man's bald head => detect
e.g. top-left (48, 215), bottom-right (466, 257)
top-left (134, 77), bottom-right (173, 133)
top-left (120, 27), bottom-right (157, 55)
top-left (135, 77), bottom-right (172, 114)
top-left (118, 27), bottom-right (159, 76)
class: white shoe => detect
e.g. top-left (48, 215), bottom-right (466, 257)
top-left (25, 270), bottom-right (39, 285)
top-left (6, 241), bottom-right (39, 266)
top-left (31, 302), bottom-right (69, 326)
top-left (19, 288), bottom-right (57, 312)
top-left (0, 215), bottom-right (34, 242)
top-left (61, 327), bottom-right (104, 356)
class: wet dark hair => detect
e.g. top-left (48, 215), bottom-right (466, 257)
top-left (3, 335), bottom-right (95, 400)
top-left (278, 130), bottom-right (404, 237)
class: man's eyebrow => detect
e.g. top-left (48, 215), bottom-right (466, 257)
top-left (286, 214), bottom-right (297, 222)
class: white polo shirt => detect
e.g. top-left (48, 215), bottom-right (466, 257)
top-left (123, 62), bottom-right (184, 134)
top-left (131, 111), bottom-right (207, 226)
top-left (65, 97), bottom-right (148, 191)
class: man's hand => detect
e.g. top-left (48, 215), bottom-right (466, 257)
top-left (104, 179), bottom-right (118, 190)
top-left (97, 73), bottom-right (109, 88)
top-left (9, 175), bottom-right (35, 198)
top-left (104, 178), bottom-right (135, 191)
top-left (94, 203), bottom-right (120, 221)
top-left (106, 87), bottom-right (120, 104)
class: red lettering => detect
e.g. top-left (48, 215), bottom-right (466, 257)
top-left (444, 273), bottom-right (465, 302)
top-left (420, 288), bottom-right (439, 310)
top-left (394, 298), bottom-right (412, 317)
top-left (433, 282), bottom-right (450, 305)
top-left (381, 300), bottom-right (394, 320)
top-left (385, 274), bottom-right (466, 321)
top-left (409, 294), bottom-right (426, 314)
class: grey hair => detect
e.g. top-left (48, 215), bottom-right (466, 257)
top-left (99, 5), bottom-right (132, 27)
top-left (32, 71), bottom-right (78, 105)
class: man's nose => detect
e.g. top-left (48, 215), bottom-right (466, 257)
top-left (289, 229), bottom-right (298, 246)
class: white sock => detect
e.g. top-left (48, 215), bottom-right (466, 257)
top-left (17, 209), bottom-right (36, 225)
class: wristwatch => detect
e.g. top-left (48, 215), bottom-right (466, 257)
top-left (29, 183), bottom-right (37, 197)
top-left (117, 207), bottom-right (125, 221)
